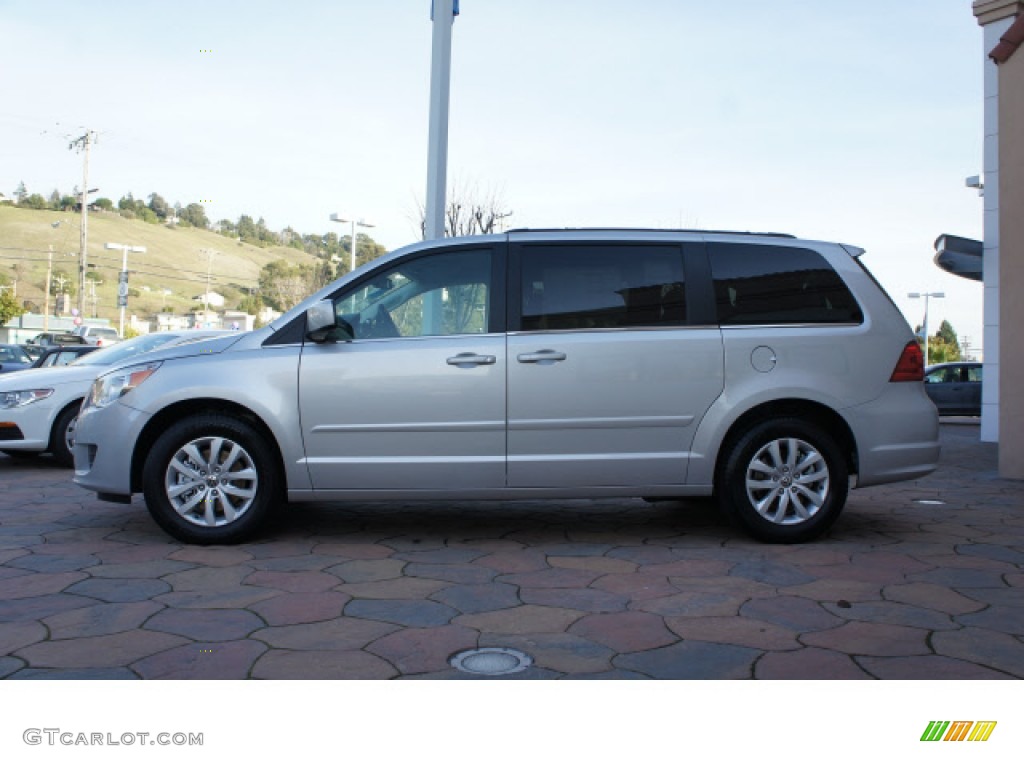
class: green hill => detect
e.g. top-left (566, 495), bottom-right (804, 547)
top-left (0, 206), bottom-right (317, 323)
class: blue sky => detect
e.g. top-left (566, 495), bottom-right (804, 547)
top-left (1, 0), bottom-right (985, 351)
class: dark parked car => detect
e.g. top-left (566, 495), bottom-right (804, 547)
top-left (924, 362), bottom-right (982, 416)
top-left (0, 344), bottom-right (35, 374)
top-left (29, 345), bottom-right (97, 369)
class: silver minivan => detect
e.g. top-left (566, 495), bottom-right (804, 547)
top-left (73, 229), bottom-right (940, 544)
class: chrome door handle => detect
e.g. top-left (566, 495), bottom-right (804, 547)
top-left (516, 349), bottom-right (567, 364)
top-left (446, 353), bottom-right (497, 367)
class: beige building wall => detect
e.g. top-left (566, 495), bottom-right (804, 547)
top-left (998, 34), bottom-right (1024, 477)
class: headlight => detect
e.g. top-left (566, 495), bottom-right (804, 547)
top-left (86, 362), bottom-right (162, 409)
top-left (0, 389), bottom-right (54, 409)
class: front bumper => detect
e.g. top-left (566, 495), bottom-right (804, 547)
top-left (73, 401), bottom-right (147, 498)
top-left (0, 402), bottom-right (60, 452)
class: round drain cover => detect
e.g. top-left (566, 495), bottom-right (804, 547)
top-left (450, 647), bottom-right (533, 676)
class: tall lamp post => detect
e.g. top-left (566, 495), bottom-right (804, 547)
top-left (105, 242), bottom-right (146, 337)
top-left (329, 213), bottom-right (375, 274)
top-left (908, 291), bottom-right (945, 368)
top-left (425, 0), bottom-right (458, 240)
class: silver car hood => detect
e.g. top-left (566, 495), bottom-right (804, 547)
top-left (95, 333), bottom-right (245, 372)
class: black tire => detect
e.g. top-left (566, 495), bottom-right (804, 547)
top-left (142, 414), bottom-right (281, 544)
top-left (49, 403), bottom-right (81, 468)
top-left (716, 418), bottom-right (848, 544)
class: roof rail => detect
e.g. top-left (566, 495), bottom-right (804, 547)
top-left (506, 227), bottom-right (796, 238)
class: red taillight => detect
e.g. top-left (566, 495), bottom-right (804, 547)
top-left (890, 341), bottom-right (924, 382)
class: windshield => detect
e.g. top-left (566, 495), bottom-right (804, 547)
top-left (68, 333), bottom-right (185, 367)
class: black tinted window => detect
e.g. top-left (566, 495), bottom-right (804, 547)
top-left (520, 244), bottom-right (685, 331)
top-left (709, 244), bottom-right (863, 325)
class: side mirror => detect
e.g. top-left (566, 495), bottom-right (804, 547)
top-left (305, 300), bottom-right (354, 343)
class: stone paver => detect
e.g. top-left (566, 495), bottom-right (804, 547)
top-left (365, 625), bottom-right (479, 675)
top-left (143, 608), bottom-right (266, 642)
top-left (755, 647), bottom-right (873, 679)
top-left (0, 621), bottom-right (47, 655)
top-left (43, 601), bottom-right (164, 640)
top-left (665, 616), bottom-right (802, 651)
top-left (618, 640), bottom-right (761, 679)
top-left (249, 592), bottom-right (350, 625)
top-left (65, 577), bottom-right (171, 602)
top-left (131, 639), bottom-right (268, 679)
top-left (252, 649), bottom-right (396, 679)
top-left (570, 612), bottom-right (678, 653)
top-left (0, 421), bottom-right (1022, 680)
top-left (344, 598), bottom-right (457, 627)
top-left (252, 617), bottom-right (397, 651)
top-left (18, 630), bottom-right (189, 668)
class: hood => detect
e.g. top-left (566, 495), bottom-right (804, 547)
top-left (0, 361), bottom-right (106, 390)
top-left (99, 332), bottom-right (243, 371)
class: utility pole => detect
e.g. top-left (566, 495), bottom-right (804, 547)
top-left (69, 129), bottom-right (97, 316)
top-left (200, 248), bottom-right (220, 315)
top-left (43, 245), bottom-right (53, 331)
top-left (85, 278), bottom-right (102, 318)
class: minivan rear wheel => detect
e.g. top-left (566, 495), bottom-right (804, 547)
top-left (142, 414), bottom-right (280, 544)
top-left (717, 418), bottom-right (847, 543)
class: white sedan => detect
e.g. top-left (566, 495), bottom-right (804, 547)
top-left (0, 330), bottom-right (231, 466)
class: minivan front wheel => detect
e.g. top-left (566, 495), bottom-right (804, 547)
top-left (142, 414), bottom-right (280, 544)
top-left (718, 418), bottom-right (848, 543)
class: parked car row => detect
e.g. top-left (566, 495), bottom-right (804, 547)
top-left (0, 331), bottom-right (227, 466)
top-left (27, 327), bottom-right (122, 348)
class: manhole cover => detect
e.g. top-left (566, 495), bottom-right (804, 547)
top-left (450, 648), bottom-right (533, 676)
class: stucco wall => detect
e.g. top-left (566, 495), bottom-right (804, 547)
top-left (998, 42), bottom-right (1024, 477)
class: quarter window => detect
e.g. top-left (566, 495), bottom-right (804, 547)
top-left (709, 244), bottom-right (863, 326)
top-left (519, 244), bottom-right (686, 331)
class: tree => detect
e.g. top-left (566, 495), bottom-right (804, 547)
top-left (237, 215), bottom-right (258, 243)
top-left (928, 319), bottom-right (962, 364)
top-left (22, 193), bottom-right (48, 210)
top-left (180, 203), bottom-right (209, 229)
top-left (48, 189), bottom-right (62, 210)
top-left (118, 194), bottom-right (136, 211)
top-left (137, 206), bottom-right (158, 224)
top-left (148, 192), bottom-right (170, 220)
top-left (93, 197), bottom-right (114, 211)
top-left (0, 288), bottom-right (25, 326)
top-left (14, 181), bottom-right (27, 204)
top-left (237, 293), bottom-right (263, 316)
top-left (418, 184), bottom-right (513, 238)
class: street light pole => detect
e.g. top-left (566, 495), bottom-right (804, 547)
top-left (908, 291), bottom-right (945, 368)
top-left (329, 213), bottom-right (375, 274)
top-left (425, 0), bottom-right (457, 240)
top-left (105, 242), bottom-right (146, 337)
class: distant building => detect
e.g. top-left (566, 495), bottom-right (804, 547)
top-left (192, 291), bottom-right (225, 308)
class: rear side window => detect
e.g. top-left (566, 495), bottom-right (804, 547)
top-left (520, 244), bottom-right (685, 331)
top-left (709, 244), bottom-right (863, 326)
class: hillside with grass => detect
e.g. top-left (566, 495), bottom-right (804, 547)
top-left (0, 206), bottom-right (318, 324)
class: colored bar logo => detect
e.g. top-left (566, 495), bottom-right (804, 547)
top-left (921, 721), bottom-right (997, 742)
